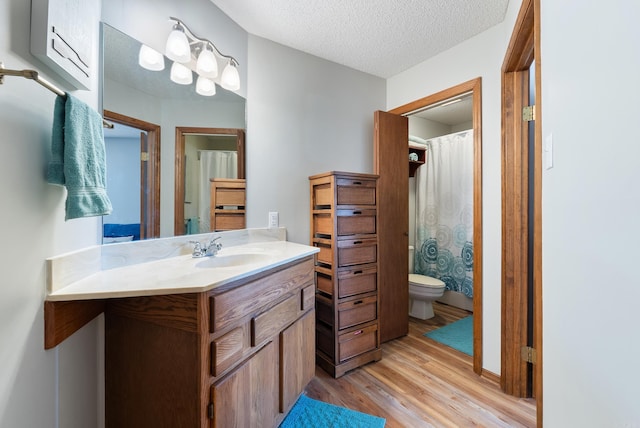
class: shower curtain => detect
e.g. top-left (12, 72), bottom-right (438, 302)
top-left (414, 130), bottom-right (474, 298)
top-left (197, 150), bottom-right (237, 232)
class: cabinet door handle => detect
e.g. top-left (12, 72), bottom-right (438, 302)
top-left (352, 210), bottom-right (362, 215)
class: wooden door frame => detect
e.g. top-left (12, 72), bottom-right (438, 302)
top-left (174, 127), bottom-right (246, 236)
top-left (501, 0), bottom-right (542, 423)
top-left (389, 77), bottom-right (484, 376)
top-left (103, 110), bottom-right (161, 240)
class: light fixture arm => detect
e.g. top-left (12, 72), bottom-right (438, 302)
top-left (169, 17), bottom-right (239, 67)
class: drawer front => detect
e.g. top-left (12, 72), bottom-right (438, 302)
top-left (314, 242), bottom-right (333, 265)
top-left (337, 296), bottom-right (377, 330)
top-left (316, 272), bottom-right (333, 296)
top-left (251, 293), bottom-right (299, 347)
top-left (316, 323), bottom-right (335, 360)
top-left (337, 239), bottom-right (377, 267)
top-left (211, 326), bottom-right (246, 376)
top-left (214, 189), bottom-right (245, 206)
top-left (313, 214), bottom-right (332, 236)
top-left (213, 213), bottom-right (245, 230)
top-left (315, 297), bottom-right (333, 327)
top-left (336, 185), bottom-right (376, 206)
top-left (338, 324), bottom-right (378, 362)
top-left (336, 209), bottom-right (376, 236)
top-left (313, 183), bottom-right (332, 207)
top-left (210, 258), bottom-right (314, 333)
top-left (337, 266), bottom-right (377, 298)
top-left (302, 285), bottom-right (315, 312)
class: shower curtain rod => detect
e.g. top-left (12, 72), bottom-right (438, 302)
top-left (0, 62), bottom-right (113, 129)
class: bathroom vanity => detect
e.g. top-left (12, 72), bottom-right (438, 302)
top-left (44, 230), bottom-right (318, 428)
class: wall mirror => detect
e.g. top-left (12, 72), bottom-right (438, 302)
top-left (101, 23), bottom-right (246, 242)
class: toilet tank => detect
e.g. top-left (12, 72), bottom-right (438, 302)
top-left (409, 245), bottom-right (415, 274)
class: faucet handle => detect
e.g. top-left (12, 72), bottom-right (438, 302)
top-left (206, 236), bottom-right (222, 256)
top-left (189, 240), bottom-right (205, 257)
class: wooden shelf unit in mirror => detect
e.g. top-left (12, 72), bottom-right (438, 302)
top-left (210, 178), bottom-right (246, 231)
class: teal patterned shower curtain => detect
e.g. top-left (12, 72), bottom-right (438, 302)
top-left (414, 130), bottom-right (474, 298)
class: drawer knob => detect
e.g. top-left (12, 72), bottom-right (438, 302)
top-left (353, 240), bottom-right (362, 245)
top-left (353, 210), bottom-right (362, 215)
top-left (353, 329), bottom-right (363, 336)
top-left (353, 270), bottom-right (363, 275)
top-left (352, 181), bottom-right (362, 185)
top-left (353, 300), bottom-right (363, 305)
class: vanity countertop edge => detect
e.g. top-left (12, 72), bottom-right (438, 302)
top-left (46, 237), bottom-right (318, 302)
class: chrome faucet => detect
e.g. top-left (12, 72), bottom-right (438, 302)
top-left (190, 236), bottom-right (222, 258)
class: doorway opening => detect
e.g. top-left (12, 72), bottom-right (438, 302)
top-left (103, 110), bottom-right (160, 241)
top-left (380, 77), bottom-right (484, 375)
top-left (174, 127), bottom-right (245, 236)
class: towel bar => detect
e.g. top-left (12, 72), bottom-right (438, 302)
top-left (0, 61), bottom-right (114, 128)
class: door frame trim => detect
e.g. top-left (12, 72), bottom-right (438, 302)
top-left (103, 110), bottom-right (161, 240)
top-left (501, 0), bottom-right (542, 422)
top-left (389, 77), bottom-right (483, 375)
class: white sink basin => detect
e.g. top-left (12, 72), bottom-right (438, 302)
top-left (195, 253), bottom-right (272, 268)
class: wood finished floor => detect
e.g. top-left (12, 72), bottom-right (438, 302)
top-left (305, 302), bottom-right (536, 427)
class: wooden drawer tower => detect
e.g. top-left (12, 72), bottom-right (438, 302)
top-left (309, 171), bottom-right (382, 378)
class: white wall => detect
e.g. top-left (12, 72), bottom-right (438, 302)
top-left (541, 1), bottom-right (640, 426)
top-left (246, 35), bottom-right (386, 245)
top-left (409, 116), bottom-right (452, 140)
top-left (0, 0), bottom-right (103, 427)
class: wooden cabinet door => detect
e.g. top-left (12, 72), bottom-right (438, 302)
top-left (373, 110), bottom-right (409, 343)
top-left (280, 310), bottom-right (315, 413)
top-left (212, 340), bottom-right (278, 428)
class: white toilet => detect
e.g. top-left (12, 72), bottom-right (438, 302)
top-left (409, 246), bottom-right (446, 320)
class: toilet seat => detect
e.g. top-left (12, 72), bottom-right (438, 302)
top-left (409, 274), bottom-right (445, 289)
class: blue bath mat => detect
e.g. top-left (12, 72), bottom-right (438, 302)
top-left (424, 316), bottom-right (473, 356)
top-left (280, 394), bottom-right (386, 428)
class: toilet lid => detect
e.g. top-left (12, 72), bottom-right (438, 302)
top-left (409, 274), bottom-right (445, 288)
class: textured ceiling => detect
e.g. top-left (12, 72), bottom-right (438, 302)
top-left (210, 0), bottom-right (509, 78)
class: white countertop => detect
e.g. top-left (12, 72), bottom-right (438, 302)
top-left (46, 240), bottom-right (318, 301)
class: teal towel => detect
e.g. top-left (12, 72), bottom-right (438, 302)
top-left (47, 94), bottom-right (113, 220)
top-left (186, 217), bottom-right (200, 234)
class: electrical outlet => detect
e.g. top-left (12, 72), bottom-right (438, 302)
top-left (268, 212), bottom-right (279, 228)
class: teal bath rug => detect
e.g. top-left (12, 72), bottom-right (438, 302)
top-left (280, 394), bottom-right (386, 428)
top-left (424, 316), bottom-right (473, 356)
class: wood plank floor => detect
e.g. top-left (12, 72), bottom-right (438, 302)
top-left (305, 302), bottom-right (536, 427)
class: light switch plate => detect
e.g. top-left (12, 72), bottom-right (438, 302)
top-left (544, 133), bottom-right (553, 170)
top-left (268, 212), bottom-right (279, 228)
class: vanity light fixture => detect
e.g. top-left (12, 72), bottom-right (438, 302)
top-left (196, 75), bottom-right (216, 96)
top-left (165, 22), bottom-right (191, 63)
top-left (196, 43), bottom-right (218, 78)
top-left (139, 17), bottom-right (240, 96)
top-left (220, 59), bottom-right (240, 91)
top-left (138, 45), bottom-right (165, 71)
top-left (170, 61), bottom-right (193, 85)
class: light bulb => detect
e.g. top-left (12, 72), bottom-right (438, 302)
top-left (196, 76), bottom-right (216, 96)
top-left (220, 61), bottom-right (240, 91)
top-left (138, 45), bottom-right (165, 71)
top-left (196, 46), bottom-right (218, 78)
top-left (170, 61), bottom-right (193, 85)
top-left (165, 25), bottom-right (191, 63)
